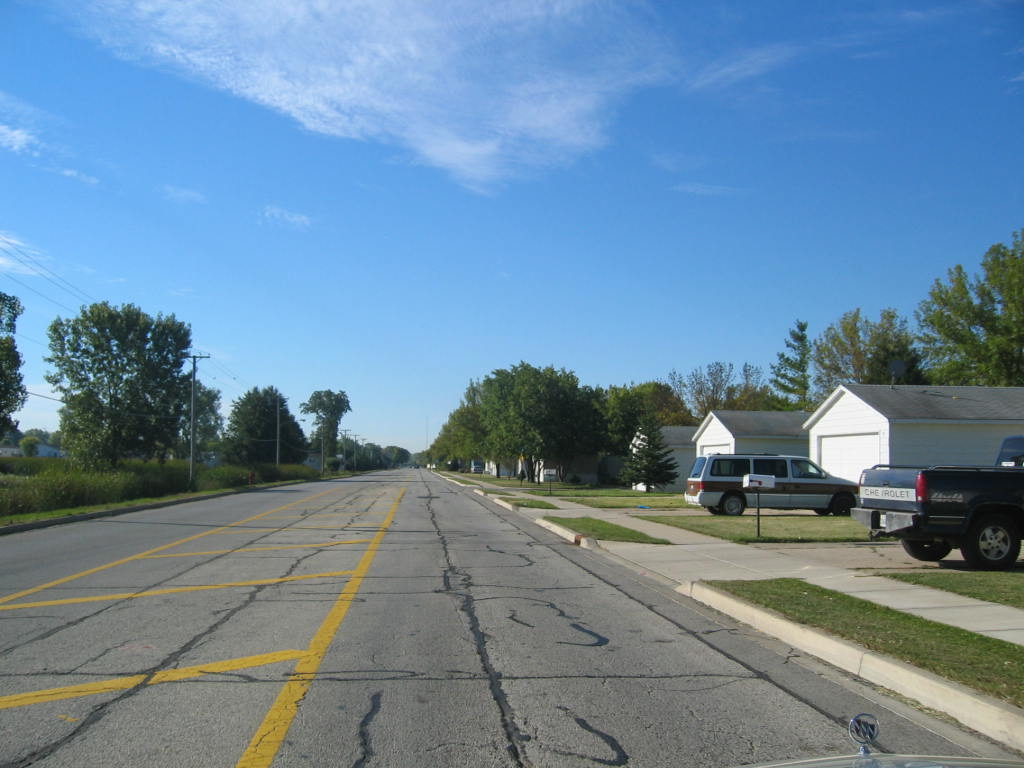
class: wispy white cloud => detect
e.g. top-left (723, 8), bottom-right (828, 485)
top-left (57, 0), bottom-right (672, 188)
top-left (0, 232), bottom-right (42, 276)
top-left (59, 168), bottom-right (100, 185)
top-left (0, 124), bottom-right (39, 154)
top-left (163, 184), bottom-right (207, 203)
top-left (673, 181), bottom-right (744, 197)
top-left (688, 44), bottom-right (801, 91)
top-left (262, 205), bottom-right (311, 230)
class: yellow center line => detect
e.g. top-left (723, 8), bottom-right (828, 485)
top-left (236, 487), bottom-right (407, 768)
top-left (0, 571), bottom-right (359, 612)
top-left (0, 650), bottom-right (310, 711)
top-left (0, 485), bottom-right (352, 606)
top-left (140, 540), bottom-right (371, 559)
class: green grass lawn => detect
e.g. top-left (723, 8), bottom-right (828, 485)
top-left (497, 496), bottom-right (559, 510)
top-left (545, 516), bottom-right (670, 544)
top-left (560, 496), bottom-right (693, 509)
top-left (708, 578), bottom-right (1024, 709)
top-left (639, 514), bottom-right (869, 543)
top-left (885, 571), bottom-right (1024, 611)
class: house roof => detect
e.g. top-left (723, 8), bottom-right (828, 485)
top-left (660, 426), bottom-right (697, 448)
top-left (805, 384), bottom-right (1024, 429)
top-left (694, 410), bottom-right (809, 441)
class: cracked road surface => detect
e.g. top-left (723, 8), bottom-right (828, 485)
top-left (0, 470), bottom-right (995, 766)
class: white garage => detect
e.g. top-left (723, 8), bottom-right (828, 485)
top-left (693, 410), bottom-right (810, 457)
top-left (804, 384), bottom-right (1024, 482)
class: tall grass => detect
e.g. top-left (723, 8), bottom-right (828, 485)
top-left (0, 459), bottom-right (320, 518)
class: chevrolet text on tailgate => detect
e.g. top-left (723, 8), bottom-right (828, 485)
top-left (852, 436), bottom-right (1024, 570)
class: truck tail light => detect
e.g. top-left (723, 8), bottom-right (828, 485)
top-left (915, 472), bottom-right (927, 503)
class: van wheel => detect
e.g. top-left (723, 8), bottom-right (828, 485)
top-left (901, 539), bottom-right (953, 561)
top-left (719, 493), bottom-right (746, 516)
top-left (960, 513), bottom-right (1021, 570)
top-left (828, 493), bottom-right (855, 516)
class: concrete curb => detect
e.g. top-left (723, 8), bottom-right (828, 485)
top-left (683, 581), bottom-right (1024, 754)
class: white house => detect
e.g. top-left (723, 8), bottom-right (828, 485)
top-left (692, 411), bottom-right (809, 457)
top-left (631, 425), bottom-right (697, 493)
top-left (803, 384), bottom-right (1024, 482)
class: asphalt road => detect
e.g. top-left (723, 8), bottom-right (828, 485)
top-left (0, 470), bottom-right (1002, 767)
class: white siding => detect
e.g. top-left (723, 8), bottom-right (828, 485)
top-left (890, 423), bottom-right (1020, 466)
top-left (696, 417), bottom-right (734, 456)
top-left (809, 390), bottom-right (890, 479)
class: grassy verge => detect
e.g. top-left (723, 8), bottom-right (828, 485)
top-left (640, 514), bottom-right (868, 543)
top-left (497, 496), bottom-right (559, 510)
top-left (545, 516), bottom-right (670, 544)
top-left (885, 572), bottom-right (1024, 611)
top-left (708, 578), bottom-right (1024, 709)
top-left (561, 496), bottom-right (693, 509)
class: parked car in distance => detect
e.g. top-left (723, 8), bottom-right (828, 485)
top-left (685, 454), bottom-right (859, 516)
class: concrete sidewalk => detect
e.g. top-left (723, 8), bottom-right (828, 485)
top-left (444, 473), bottom-right (1024, 753)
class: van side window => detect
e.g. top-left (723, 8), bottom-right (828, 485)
top-left (791, 459), bottom-right (826, 479)
top-left (753, 458), bottom-right (788, 478)
top-left (711, 458), bottom-right (750, 477)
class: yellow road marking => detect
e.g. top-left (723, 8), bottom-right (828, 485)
top-left (0, 571), bottom-right (357, 611)
top-left (0, 650), bottom-right (309, 710)
top-left (0, 485), bottom-right (347, 606)
top-left (140, 540), bottom-right (370, 559)
top-left (236, 488), bottom-right (406, 768)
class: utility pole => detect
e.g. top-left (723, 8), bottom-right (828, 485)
top-left (276, 393), bottom-right (281, 466)
top-left (340, 429), bottom-right (351, 471)
top-left (188, 353), bottom-right (211, 490)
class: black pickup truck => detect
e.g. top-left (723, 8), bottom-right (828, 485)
top-left (852, 436), bottom-right (1024, 570)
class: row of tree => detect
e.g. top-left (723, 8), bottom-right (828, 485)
top-left (429, 228), bottom-right (1024, 477)
top-left (0, 299), bottom-right (411, 471)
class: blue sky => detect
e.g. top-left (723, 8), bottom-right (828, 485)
top-left (1, 0), bottom-right (1022, 453)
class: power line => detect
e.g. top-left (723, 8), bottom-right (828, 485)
top-left (0, 268), bottom-right (77, 314)
top-left (0, 238), bottom-right (93, 304)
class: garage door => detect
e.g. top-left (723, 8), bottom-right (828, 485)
top-left (819, 434), bottom-right (880, 482)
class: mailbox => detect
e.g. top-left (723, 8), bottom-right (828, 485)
top-left (743, 473), bottom-right (775, 490)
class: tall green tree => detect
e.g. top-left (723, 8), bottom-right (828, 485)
top-left (620, 414), bottom-right (679, 492)
top-left (812, 308), bottom-right (925, 398)
top-left (479, 362), bottom-right (605, 481)
top-left (917, 229), bottom-right (1024, 386)
top-left (300, 389), bottom-right (351, 458)
top-left (222, 386), bottom-right (306, 466)
top-left (605, 381), bottom-right (694, 456)
top-left (0, 292), bottom-right (27, 434)
top-left (45, 302), bottom-right (191, 466)
top-left (770, 319), bottom-right (813, 410)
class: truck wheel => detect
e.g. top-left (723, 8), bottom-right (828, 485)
top-left (719, 493), bottom-right (746, 516)
top-left (828, 493), bottom-right (855, 516)
top-left (900, 539), bottom-right (952, 561)
top-left (960, 513), bottom-right (1021, 570)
